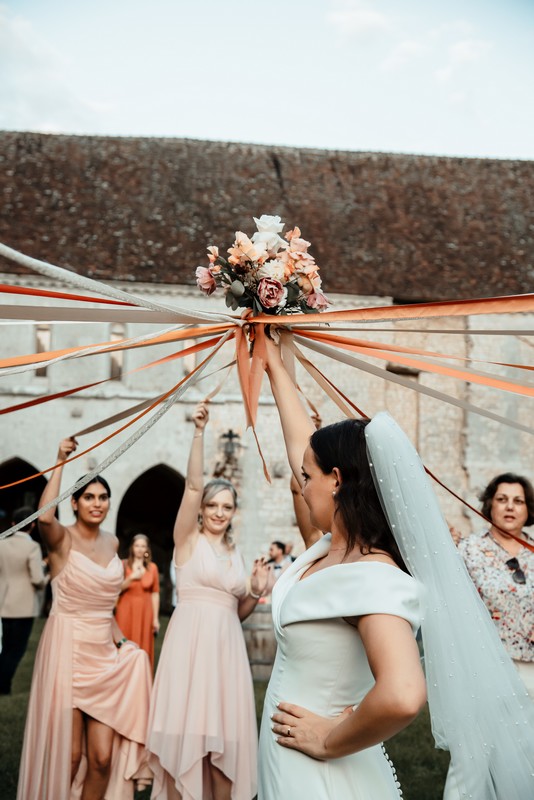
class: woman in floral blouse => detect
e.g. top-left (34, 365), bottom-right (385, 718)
top-left (458, 472), bottom-right (534, 697)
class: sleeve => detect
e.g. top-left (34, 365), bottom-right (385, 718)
top-left (28, 542), bottom-right (48, 589)
top-left (280, 563), bottom-right (421, 634)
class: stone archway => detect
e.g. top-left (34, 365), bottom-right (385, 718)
top-left (115, 464), bottom-right (185, 612)
top-left (0, 458), bottom-right (47, 541)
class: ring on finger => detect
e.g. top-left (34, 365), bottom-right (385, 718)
top-left (286, 726), bottom-right (291, 737)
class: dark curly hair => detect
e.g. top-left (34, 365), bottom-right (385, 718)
top-left (309, 419), bottom-right (408, 572)
top-left (479, 473), bottom-right (534, 527)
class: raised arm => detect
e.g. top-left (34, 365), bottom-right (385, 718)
top-left (264, 335), bottom-right (315, 487)
top-left (173, 402), bottom-right (209, 562)
top-left (37, 437), bottom-right (77, 555)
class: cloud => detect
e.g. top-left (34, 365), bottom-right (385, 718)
top-left (381, 40), bottom-right (429, 72)
top-left (326, 0), bottom-right (389, 40)
top-left (0, 6), bottom-right (106, 132)
top-left (435, 38), bottom-right (492, 83)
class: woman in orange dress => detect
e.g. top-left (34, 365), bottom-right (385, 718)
top-left (115, 534), bottom-right (160, 669)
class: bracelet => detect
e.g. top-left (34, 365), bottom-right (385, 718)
top-left (250, 589), bottom-right (263, 600)
top-left (116, 636), bottom-right (128, 649)
top-left (193, 431), bottom-right (204, 438)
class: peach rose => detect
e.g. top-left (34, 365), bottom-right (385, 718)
top-left (228, 231), bottom-right (265, 266)
top-left (297, 274), bottom-right (313, 294)
top-left (207, 245), bottom-right (219, 263)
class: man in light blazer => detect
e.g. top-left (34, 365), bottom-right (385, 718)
top-left (0, 506), bottom-right (48, 694)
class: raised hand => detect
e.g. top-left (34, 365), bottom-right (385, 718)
top-left (250, 557), bottom-right (270, 598)
top-left (192, 402), bottom-right (210, 431)
top-left (57, 437), bottom-right (78, 462)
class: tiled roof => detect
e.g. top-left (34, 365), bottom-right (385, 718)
top-left (1, 131), bottom-right (532, 300)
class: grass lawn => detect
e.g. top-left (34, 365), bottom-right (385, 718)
top-left (1, 618), bottom-right (449, 799)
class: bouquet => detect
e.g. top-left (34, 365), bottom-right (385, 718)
top-left (195, 215), bottom-right (330, 315)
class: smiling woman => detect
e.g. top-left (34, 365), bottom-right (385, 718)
top-left (16, 438), bottom-right (153, 800)
top-left (457, 473), bottom-right (534, 694)
top-left (146, 401), bottom-right (270, 800)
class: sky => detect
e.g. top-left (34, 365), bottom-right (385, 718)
top-left (1, 0), bottom-right (534, 160)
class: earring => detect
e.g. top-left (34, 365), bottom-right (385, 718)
top-left (332, 491), bottom-right (337, 498)
top-left (144, 552), bottom-right (149, 559)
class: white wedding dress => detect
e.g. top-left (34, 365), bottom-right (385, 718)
top-left (258, 533), bottom-right (421, 800)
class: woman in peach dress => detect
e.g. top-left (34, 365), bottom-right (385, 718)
top-left (17, 436), bottom-right (152, 800)
top-left (116, 534), bottom-right (160, 669)
top-left (146, 402), bottom-right (269, 800)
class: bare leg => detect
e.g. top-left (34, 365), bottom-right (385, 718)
top-left (208, 758), bottom-right (232, 800)
top-left (71, 708), bottom-right (84, 784)
top-left (81, 716), bottom-right (115, 800)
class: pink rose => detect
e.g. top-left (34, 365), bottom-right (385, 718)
top-left (195, 266), bottom-right (217, 295)
top-left (257, 277), bottom-right (287, 309)
top-left (306, 291), bottom-right (329, 310)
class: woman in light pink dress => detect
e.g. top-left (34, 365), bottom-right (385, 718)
top-left (17, 436), bottom-right (152, 800)
top-left (146, 402), bottom-right (269, 800)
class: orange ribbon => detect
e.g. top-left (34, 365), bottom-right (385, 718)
top-left (0, 323), bottom-right (234, 370)
top-left (0, 335), bottom-right (231, 489)
top-left (0, 336), bottom-right (224, 416)
top-left (296, 329), bottom-right (534, 398)
top-left (250, 292), bottom-right (534, 325)
top-left (0, 283), bottom-right (133, 306)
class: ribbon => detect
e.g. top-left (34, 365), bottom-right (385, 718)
top-left (284, 333), bottom-right (534, 553)
top-left (0, 336), bottom-right (225, 416)
top-left (1, 242), bottom-right (534, 538)
top-left (251, 292), bottom-right (534, 325)
top-left (0, 283), bottom-right (133, 306)
top-left (0, 322), bottom-right (234, 374)
top-left (296, 330), bottom-right (534, 397)
top-left (0, 332), bottom-right (233, 492)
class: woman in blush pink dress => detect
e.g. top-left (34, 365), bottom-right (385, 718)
top-left (17, 436), bottom-right (152, 800)
top-left (146, 402), bottom-right (269, 800)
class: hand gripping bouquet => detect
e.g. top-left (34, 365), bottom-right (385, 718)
top-left (195, 215), bottom-right (330, 315)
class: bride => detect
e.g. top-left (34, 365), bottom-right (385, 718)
top-left (259, 333), bottom-right (534, 800)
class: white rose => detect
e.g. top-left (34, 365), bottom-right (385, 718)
top-left (252, 229), bottom-right (287, 256)
top-left (256, 259), bottom-right (286, 282)
top-left (253, 214), bottom-right (284, 234)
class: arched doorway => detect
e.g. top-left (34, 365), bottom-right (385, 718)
top-left (0, 458), bottom-right (47, 544)
top-left (115, 464), bottom-right (185, 613)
